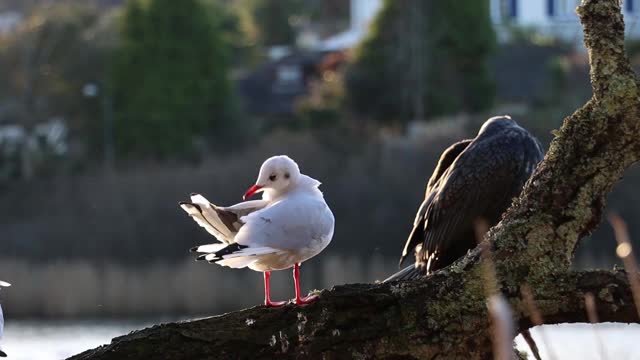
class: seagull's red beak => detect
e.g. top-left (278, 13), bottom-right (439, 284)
top-left (243, 184), bottom-right (263, 200)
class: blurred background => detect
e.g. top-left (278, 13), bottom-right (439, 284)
top-left (0, 0), bottom-right (640, 358)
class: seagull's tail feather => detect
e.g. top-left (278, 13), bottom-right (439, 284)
top-left (180, 201), bottom-right (225, 240)
top-left (214, 256), bottom-right (258, 268)
top-left (383, 263), bottom-right (425, 283)
top-left (190, 243), bottom-right (227, 254)
top-left (180, 194), bottom-right (241, 243)
top-left (200, 245), bottom-right (284, 269)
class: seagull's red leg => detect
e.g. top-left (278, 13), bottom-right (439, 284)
top-left (263, 271), bottom-right (286, 307)
top-left (293, 263), bottom-right (318, 305)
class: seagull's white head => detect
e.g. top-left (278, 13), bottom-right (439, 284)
top-left (243, 155), bottom-right (301, 200)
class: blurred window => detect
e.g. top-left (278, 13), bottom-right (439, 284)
top-left (508, 0), bottom-right (517, 17)
top-left (273, 65), bottom-right (304, 94)
top-left (547, 0), bottom-right (580, 19)
top-left (547, 0), bottom-right (555, 16)
top-left (491, 0), bottom-right (518, 22)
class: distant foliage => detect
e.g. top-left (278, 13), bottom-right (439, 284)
top-left (0, 4), bottom-right (107, 129)
top-left (346, 0), bottom-right (496, 124)
top-left (248, 0), bottom-right (303, 47)
top-left (111, 0), bottom-right (238, 158)
top-left (0, 4), bottom-right (112, 178)
top-left (294, 71), bottom-right (345, 129)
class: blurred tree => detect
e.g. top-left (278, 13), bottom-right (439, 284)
top-left (247, 0), bottom-right (304, 47)
top-left (201, 0), bottom-right (259, 68)
top-left (111, 0), bottom-right (237, 158)
top-left (0, 3), bottom-right (111, 178)
top-left (345, 0), bottom-right (496, 126)
top-left (294, 72), bottom-right (344, 129)
top-left (0, 5), bottom-right (112, 120)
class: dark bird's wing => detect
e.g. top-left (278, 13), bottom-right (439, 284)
top-left (425, 140), bottom-right (473, 193)
top-left (398, 139), bottom-right (472, 266)
top-left (387, 122), bottom-right (543, 282)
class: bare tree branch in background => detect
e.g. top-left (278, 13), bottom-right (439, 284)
top-left (69, 1), bottom-right (640, 358)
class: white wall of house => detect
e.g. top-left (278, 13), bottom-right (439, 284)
top-left (350, 0), bottom-right (382, 29)
top-left (491, 0), bottom-right (640, 45)
top-left (321, 0), bottom-right (640, 51)
top-left (319, 0), bottom-right (383, 51)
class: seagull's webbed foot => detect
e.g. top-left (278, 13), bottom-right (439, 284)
top-left (264, 299), bottom-right (288, 307)
top-left (292, 263), bottom-right (319, 306)
top-left (294, 294), bottom-right (318, 306)
top-left (263, 271), bottom-right (287, 307)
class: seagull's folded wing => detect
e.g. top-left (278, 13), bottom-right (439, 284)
top-left (180, 194), bottom-right (268, 243)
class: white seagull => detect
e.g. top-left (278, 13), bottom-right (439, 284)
top-left (180, 155), bottom-right (335, 307)
top-left (0, 280), bottom-right (10, 358)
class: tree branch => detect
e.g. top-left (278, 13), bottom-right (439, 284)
top-left (68, 0), bottom-right (640, 359)
top-left (485, 0), bottom-right (640, 283)
top-left (68, 270), bottom-right (637, 360)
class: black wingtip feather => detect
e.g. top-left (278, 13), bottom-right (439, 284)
top-left (196, 254), bottom-right (207, 261)
top-left (190, 192), bottom-right (199, 197)
top-left (398, 255), bottom-right (407, 269)
top-left (178, 201), bottom-right (202, 212)
top-left (179, 201), bottom-right (202, 212)
top-left (189, 246), bottom-right (198, 253)
top-left (0, 350), bottom-right (7, 357)
top-left (383, 264), bottom-right (425, 283)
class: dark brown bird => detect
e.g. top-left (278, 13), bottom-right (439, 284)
top-left (385, 116), bottom-right (544, 281)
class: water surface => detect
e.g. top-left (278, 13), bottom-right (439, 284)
top-left (2, 320), bottom-right (639, 359)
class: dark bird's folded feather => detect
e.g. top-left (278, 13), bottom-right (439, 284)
top-left (386, 116), bottom-right (544, 282)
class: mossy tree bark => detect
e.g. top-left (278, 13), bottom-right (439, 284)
top-left (69, 1), bottom-right (640, 359)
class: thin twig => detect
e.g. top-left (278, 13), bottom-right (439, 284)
top-left (521, 285), bottom-right (558, 360)
top-left (520, 329), bottom-right (542, 360)
top-left (474, 219), bottom-right (513, 360)
top-left (487, 294), bottom-right (514, 360)
top-left (607, 212), bottom-right (640, 319)
top-left (585, 292), bottom-right (608, 359)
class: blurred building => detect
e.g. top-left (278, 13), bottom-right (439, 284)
top-left (0, 118), bottom-right (68, 180)
top-left (238, 0), bottom-right (383, 118)
top-left (317, 0), bottom-right (383, 51)
top-left (0, 11), bottom-right (21, 34)
top-left (241, 0), bottom-right (597, 118)
top-left (491, 0), bottom-right (640, 44)
top-left (238, 51), bottom-right (326, 117)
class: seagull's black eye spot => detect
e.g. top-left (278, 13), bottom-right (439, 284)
top-left (269, 174), bottom-right (277, 182)
top-left (284, 172), bottom-right (290, 179)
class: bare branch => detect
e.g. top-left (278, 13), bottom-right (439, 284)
top-left (608, 212), bottom-right (640, 319)
top-left (67, 270), bottom-right (638, 360)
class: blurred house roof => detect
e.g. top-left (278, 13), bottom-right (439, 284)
top-left (239, 42), bottom-right (576, 118)
top-left (237, 51), bottom-right (328, 117)
top-left (317, 0), bottom-right (383, 51)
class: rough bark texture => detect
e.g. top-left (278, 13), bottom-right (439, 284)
top-left (69, 1), bottom-right (640, 359)
top-left (69, 270), bottom-right (638, 360)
